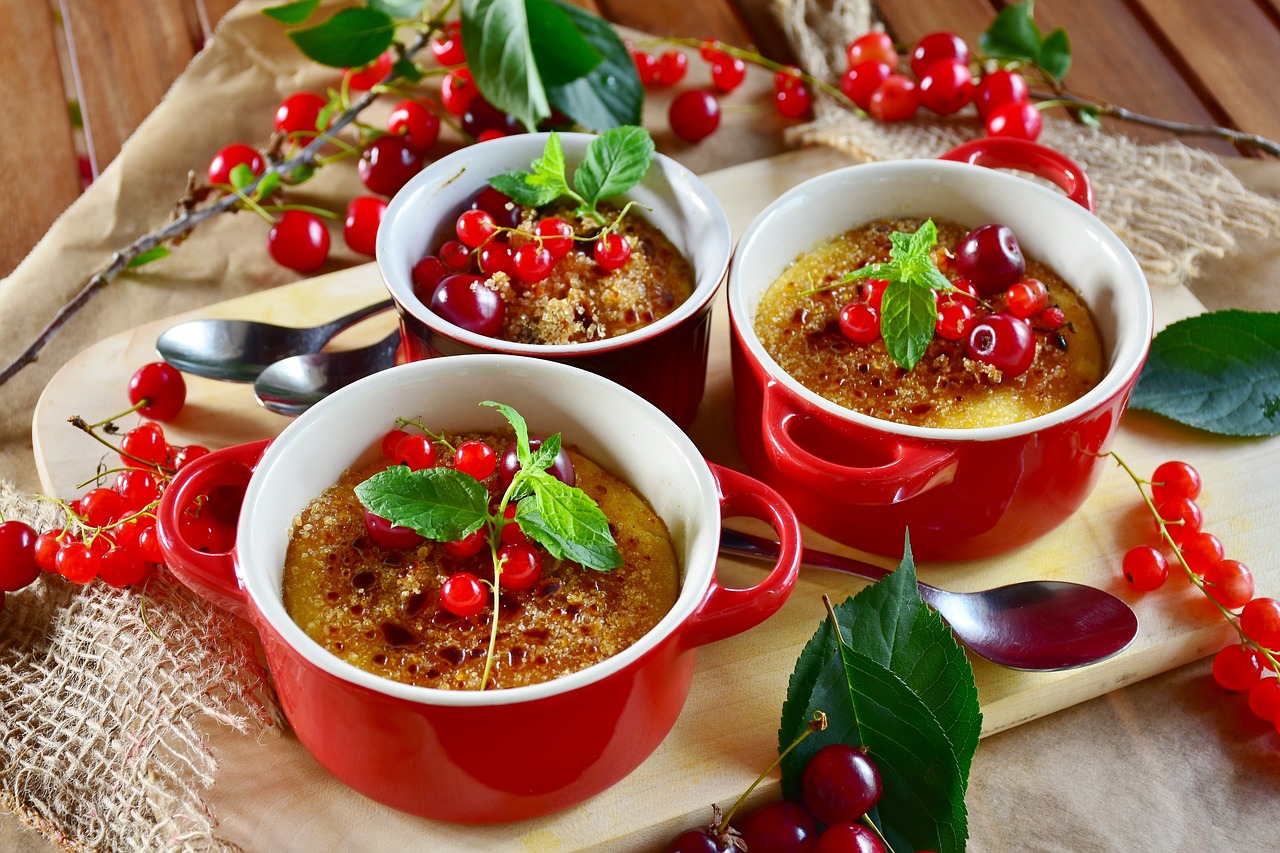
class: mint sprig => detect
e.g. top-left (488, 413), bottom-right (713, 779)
top-left (843, 219), bottom-right (953, 371)
top-left (488, 127), bottom-right (655, 223)
top-left (980, 0), bottom-right (1072, 83)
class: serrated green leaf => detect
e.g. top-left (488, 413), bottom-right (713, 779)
top-left (517, 473), bottom-right (621, 571)
top-left (488, 133), bottom-right (579, 207)
top-left (370, 0), bottom-right (425, 18)
top-left (461, 0), bottom-right (550, 132)
top-left (1131, 310), bottom-right (1280, 435)
top-left (263, 0), bottom-right (320, 25)
top-left (525, 0), bottom-right (603, 87)
top-left (574, 126), bottom-right (654, 212)
top-left (355, 465), bottom-right (490, 541)
top-left (228, 162), bottom-right (256, 191)
top-left (288, 7), bottom-right (396, 69)
top-left (543, 0), bottom-right (642, 131)
top-left (127, 246), bottom-right (170, 269)
top-left (980, 0), bottom-right (1042, 63)
top-left (482, 400), bottom-right (532, 467)
top-left (527, 433), bottom-right (562, 473)
top-left (530, 132), bottom-right (572, 194)
top-left (881, 277), bottom-right (937, 371)
top-left (1038, 27), bottom-right (1072, 82)
top-left (488, 171), bottom-right (562, 207)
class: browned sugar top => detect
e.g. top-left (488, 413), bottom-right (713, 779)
top-left (281, 438), bottom-right (680, 691)
top-left (753, 217), bottom-right (1104, 429)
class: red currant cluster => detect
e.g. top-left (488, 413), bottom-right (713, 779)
top-left (840, 223), bottom-right (1064, 379)
top-left (1113, 456), bottom-right (1280, 728)
top-left (0, 363), bottom-right (210, 604)
top-left (368, 424), bottom-right (576, 617)
top-left (840, 30), bottom-right (1041, 140)
top-left (670, 741), bottom-right (918, 853)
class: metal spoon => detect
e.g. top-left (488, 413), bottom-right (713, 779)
top-left (253, 330), bottom-right (401, 416)
top-left (720, 529), bottom-right (1138, 672)
top-left (156, 299), bottom-right (395, 381)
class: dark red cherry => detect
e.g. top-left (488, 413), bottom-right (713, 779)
top-left (954, 224), bottom-right (1026, 295)
top-left (498, 437), bottom-right (576, 488)
top-left (429, 274), bottom-right (505, 337)
top-left (966, 312), bottom-right (1036, 377)
top-left (801, 743), bottom-right (883, 826)
top-left (469, 186), bottom-right (523, 229)
top-left (739, 800), bottom-right (818, 853)
top-left (363, 511), bottom-right (425, 549)
top-left (667, 828), bottom-right (733, 853)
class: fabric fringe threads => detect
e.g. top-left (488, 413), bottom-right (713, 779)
top-left (5, 1), bottom-right (1280, 849)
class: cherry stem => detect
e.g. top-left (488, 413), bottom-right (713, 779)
top-left (718, 709), bottom-right (828, 832)
top-left (1109, 451), bottom-right (1280, 672)
top-left (86, 400), bottom-right (147, 430)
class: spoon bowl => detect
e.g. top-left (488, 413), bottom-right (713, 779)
top-left (720, 529), bottom-right (1138, 671)
top-left (253, 330), bottom-right (400, 416)
top-left (156, 299), bottom-right (394, 381)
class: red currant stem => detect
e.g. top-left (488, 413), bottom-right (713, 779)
top-left (395, 417), bottom-right (456, 454)
top-left (589, 200), bottom-right (646, 238)
top-left (0, 29), bottom-right (435, 390)
top-left (717, 709), bottom-right (829, 832)
top-left (1108, 451), bottom-right (1280, 671)
top-left (138, 577), bottom-right (165, 642)
top-left (67, 415), bottom-right (172, 474)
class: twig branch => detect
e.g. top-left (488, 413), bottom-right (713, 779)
top-left (0, 31), bottom-right (431, 389)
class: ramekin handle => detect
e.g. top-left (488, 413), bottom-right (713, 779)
top-left (938, 137), bottom-right (1095, 212)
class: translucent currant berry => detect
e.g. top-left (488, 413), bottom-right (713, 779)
top-left (393, 434), bottom-right (437, 470)
top-left (838, 302), bottom-right (880, 343)
top-left (860, 278), bottom-right (890, 310)
top-left (935, 298), bottom-right (974, 341)
top-left (594, 233), bottom-right (632, 270)
top-left (1150, 461), bottom-right (1201, 505)
top-left (739, 801), bottom-right (818, 853)
top-left (775, 82), bottom-right (812, 119)
top-left (632, 51), bottom-right (660, 86)
top-left (80, 488), bottom-right (125, 528)
top-left (868, 74), bottom-right (919, 122)
top-left (1154, 496), bottom-right (1202, 545)
top-left (99, 546), bottom-right (149, 588)
top-left (656, 51), bottom-right (689, 86)
top-left (344, 50), bottom-right (393, 91)
top-left (1180, 531), bottom-right (1224, 575)
top-left (440, 572), bottom-right (488, 618)
top-left (966, 313), bottom-right (1035, 377)
top-left (454, 440), bottom-right (497, 480)
top-left (955, 224), bottom-right (1026, 294)
top-left (1241, 598), bottom-right (1280, 650)
top-left (512, 244), bottom-right (554, 283)
top-left (500, 504), bottom-right (530, 547)
top-left (444, 529), bottom-right (486, 558)
top-left (1212, 643), bottom-right (1262, 691)
top-left (114, 468), bottom-right (160, 511)
top-left (478, 241), bottom-right (514, 277)
top-left (710, 55), bottom-right (747, 93)
top-left (439, 240), bottom-right (473, 271)
top-left (497, 543), bottom-right (542, 590)
top-left (455, 209), bottom-right (497, 248)
top-left (1122, 544), bottom-right (1169, 592)
top-left (469, 186), bottom-right (522, 229)
top-left (34, 530), bottom-right (69, 572)
top-left (846, 31), bottom-right (897, 68)
top-left (1202, 559), bottom-right (1254, 610)
top-left (1248, 677), bottom-right (1280, 722)
top-left (364, 511), bottom-right (425, 550)
top-left (534, 217), bottom-right (575, 258)
top-left (840, 61), bottom-right (892, 111)
top-left (801, 743), bottom-right (883, 825)
top-left (1004, 278), bottom-right (1049, 319)
top-left (120, 423), bottom-right (168, 469)
top-left (55, 541), bottom-right (100, 584)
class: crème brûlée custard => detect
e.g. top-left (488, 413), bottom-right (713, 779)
top-left (281, 433), bottom-right (680, 691)
top-left (753, 216), bottom-right (1104, 429)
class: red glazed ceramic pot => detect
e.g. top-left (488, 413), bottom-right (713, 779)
top-left (728, 138), bottom-right (1152, 560)
top-left (376, 132), bottom-right (732, 429)
top-left (156, 355), bottom-right (799, 823)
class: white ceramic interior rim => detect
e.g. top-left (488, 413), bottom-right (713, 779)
top-left (377, 132), bottom-right (732, 354)
top-left (728, 158), bottom-right (1154, 441)
top-left (236, 355), bottom-right (721, 707)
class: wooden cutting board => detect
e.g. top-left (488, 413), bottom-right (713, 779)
top-left (31, 147), bottom-right (1276, 849)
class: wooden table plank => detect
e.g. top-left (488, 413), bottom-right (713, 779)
top-left (595, 0), bottom-right (755, 46)
top-left (0, 2), bottom-right (82, 279)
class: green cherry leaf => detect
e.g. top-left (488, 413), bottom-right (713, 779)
top-left (287, 6), bottom-right (396, 69)
top-left (1038, 26), bottom-right (1072, 82)
top-left (254, 171), bottom-right (282, 201)
top-left (1076, 105), bottom-right (1103, 129)
top-left (127, 245), bottom-right (170, 269)
top-left (461, 0), bottom-right (551, 133)
top-left (518, 473), bottom-right (622, 571)
top-left (354, 466), bottom-right (490, 541)
top-left (525, 0), bottom-right (604, 87)
top-left (980, 0), bottom-right (1043, 64)
top-left (263, 0), bottom-right (321, 25)
top-left (391, 56), bottom-right (427, 84)
top-left (228, 163), bottom-right (257, 191)
top-left (573, 126), bottom-right (655, 211)
top-left (1130, 309), bottom-right (1280, 435)
top-left (543, 0), bottom-right (643, 130)
top-left (369, 0), bottom-right (426, 19)
top-left (880, 279), bottom-right (936, 371)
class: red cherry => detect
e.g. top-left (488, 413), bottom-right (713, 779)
top-left (387, 99), bottom-right (441, 153)
top-left (594, 233), bottom-right (632, 270)
top-left (498, 438), bottom-right (575, 488)
top-left (128, 361), bottom-right (186, 421)
top-left (739, 801), bottom-right (818, 853)
top-left (868, 75), bottom-right (919, 122)
top-left (986, 101), bottom-right (1043, 141)
top-left (344, 50), bottom-right (393, 91)
top-left (497, 543), bottom-right (542, 590)
top-left (429, 21), bottom-right (465, 66)
top-left (815, 823), bottom-right (886, 853)
top-left (444, 529), bottom-right (487, 558)
top-left (469, 186), bottom-right (522, 229)
top-left (840, 61), bottom-right (892, 111)
top-left (364, 511), bottom-right (425, 550)
top-left (966, 313), bottom-right (1036, 377)
top-left (462, 99), bottom-right (522, 139)
top-left (207, 143), bottom-right (264, 186)
top-left (274, 92), bottom-right (327, 136)
top-left (454, 440), bottom-right (497, 480)
top-left (918, 58), bottom-right (974, 115)
top-left (500, 504), bottom-right (530, 546)
top-left (430, 274), bottom-right (505, 337)
top-left (838, 302), bottom-right (880, 343)
top-left (0, 521), bottom-right (39, 592)
top-left (268, 210), bottom-right (330, 273)
top-left (656, 51), bottom-right (689, 86)
top-left (954, 224), bottom-right (1026, 294)
top-left (343, 196), bottom-right (387, 257)
top-left (412, 255), bottom-right (450, 301)
top-left (801, 743), bottom-right (883, 824)
top-left (975, 69), bottom-right (1030, 120)
top-left (846, 31), bottom-right (897, 68)
top-left (441, 68), bottom-right (478, 116)
top-left (669, 90), bottom-right (721, 142)
top-left (359, 136), bottom-right (423, 197)
top-left (910, 31), bottom-right (969, 78)
top-left (440, 572), bottom-right (488, 618)
top-left (439, 240), bottom-right (473, 271)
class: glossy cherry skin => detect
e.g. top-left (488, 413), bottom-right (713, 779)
top-left (498, 438), bottom-right (576, 488)
top-left (274, 92), bottom-right (327, 136)
top-left (358, 136), bottom-right (423, 197)
top-left (739, 800), bottom-right (819, 853)
top-left (954, 224), bottom-right (1026, 294)
top-left (669, 90), bottom-right (721, 142)
top-left (0, 520), bottom-right (40, 592)
top-left (363, 511), bottom-right (425, 550)
top-left (387, 99), bottom-right (441, 153)
top-left (966, 312), bottom-right (1036, 377)
top-left (207, 143), bottom-right (263, 186)
top-left (128, 361), bottom-right (186, 421)
top-left (429, 274), bottom-right (505, 337)
top-left (343, 196), bottom-right (387, 257)
top-left (801, 743), bottom-right (883, 825)
top-left (814, 823), bottom-right (886, 853)
top-left (975, 69), bottom-right (1030, 119)
top-left (840, 61), bottom-right (892, 111)
top-left (268, 210), bottom-right (330, 273)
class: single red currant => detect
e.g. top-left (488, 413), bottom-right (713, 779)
top-left (440, 572), bottom-right (488, 618)
top-left (80, 488), bottom-right (125, 528)
top-left (0, 520), bottom-right (39, 592)
top-left (128, 361), bottom-right (186, 421)
top-left (838, 302), bottom-right (880, 343)
top-left (207, 144), bottom-right (264, 186)
top-left (846, 31), bottom-right (897, 68)
top-left (840, 61), bottom-right (892, 111)
top-left (268, 210), bottom-right (330, 273)
top-left (393, 434), bottom-right (437, 470)
top-left (99, 546), bottom-right (149, 588)
top-left (500, 504), bottom-right (530, 547)
top-left (120, 423), bottom-right (168, 469)
top-left (1004, 278), bottom-right (1049, 319)
top-left (918, 58), bottom-right (974, 115)
top-left (1212, 643), bottom-right (1262, 691)
top-left (954, 224), bottom-right (1026, 294)
top-left (497, 543), bottom-right (542, 590)
top-left (1241, 598), bottom-right (1280, 650)
top-left (441, 68), bottom-right (478, 116)
top-left (710, 55), bottom-right (746, 93)
top-left (534, 217), bottom-right (574, 258)
top-left (975, 69), bottom-right (1030, 120)
top-left (1180, 531), bottom-right (1225, 575)
top-left (429, 21), bottom-right (465, 66)
top-left (801, 743), bottom-right (883, 825)
top-left (669, 90), bottom-right (721, 143)
top-left (1202, 559), bottom-right (1255, 610)
top-left (775, 81), bottom-right (812, 118)
top-left (454, 440), bottom-right (497, 480)
top-left (594, 233), bottom-right (632, 270)
top-left (358, 136), bottom-right (423, 197)
top-left (868, 74), bottom-right (919, 122)
top-left (632, 50), bottom-right (660, 86)
top-left (444, 528), bottom-right (487, 558)
top-left (1155, 496), bottom-right (1203, 545)
top-left (344, 50), bottom-right (393, 91)
top-left (387, 99), bottom-right (441, 153)
top-left (1150, 461), bottom-right (1202, 505)
top-left (430, 274), bottom-right (505, 337)
top-left (1122, 544), bottom-right (1169, 592)
top-left (478, 241), bottom-right (514, 277)
top-left (1038, 305), bottom-right (1067, 330)
top-left (439, 240), bottom-right (473, 271)
top-left (860, 278), bottom-right (890, 310)
top-left (935, 299), bottom-right (974, 341)
top-left (1248, 677), bottom-right (1280, 721)
top-left (274, 92), bottom-right (328, 137)
top-left (34, 529), bottom-right (68, 573)
top-left (56, 540), bottom-right (101, 584)
top-left (469, 186), bottom-right (522, 228)
top-left (364, 511), bottom-right (425, 550)
top-left (137, 526), bottom-right (162, 563)
top-left (656, 51), bottom-right (689, 86)
top-left (512, 243), bottom-right (554, 282)
top-left (343, 196), bottom-right (387, 257)
top-left (114, 468), bottom-right (160, 510)
top-left (910, 31), bottom-right (969, 78)
top-left (986, 101), bottom-right (1043, 141)
top-left (966, 313), bottom-right (1036, 377)
top-left (455, 209), bottom-right (498, 248)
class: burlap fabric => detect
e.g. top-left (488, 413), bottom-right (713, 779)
top-left (2, 0), bottom-right (1280, 850)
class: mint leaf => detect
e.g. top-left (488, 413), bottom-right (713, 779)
top-left (527, 432), bottom-right (562, 472)
top-left (488, 171), bottom-right (561, 207)
top-left (525, 0), bottom-right (604, 87)
top-left (355, 466), bottom-right (490, 541)
top-left (543, 0), bottom-right (643, 130)
top-left (517, 473), bottom-right (621, 571)
top-left (779, 536), bottom-right (979, 853)
top-left (263, 0), bottom-right (320, 25)
top-left (1038, 27), bottom-right (1072, 81)
top-left (288, 6), bottom-right (396, 69)
top-left (461, 0), bottom-right (550, 132)
top-left (980, 0), bottom-right (1042, 63)
top-left (1130, 310), bottom-right (1280, 435)
top-left (482, 400), bottom-right (532, 466)
top-left (574, 126), bottom-right (655, 214)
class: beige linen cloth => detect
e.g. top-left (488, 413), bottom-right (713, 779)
top-left (2, 0), bottom-right (1280, 850)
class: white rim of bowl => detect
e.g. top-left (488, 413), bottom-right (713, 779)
top-left (728, 159), bottom-right (1154, 443)
top-left (377, 132), bottom-right (732, 356)
top-left (237, 355), bottom-right (723, 707)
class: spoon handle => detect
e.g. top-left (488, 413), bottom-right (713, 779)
top-left (315, 299), bottom-right (396, 340)
top-left (719, 529), bottom-right (943, 609)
